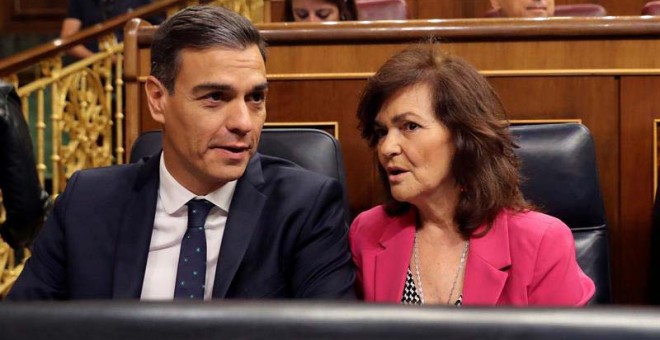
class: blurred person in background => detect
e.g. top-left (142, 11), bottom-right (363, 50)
top-left (61, 0), bottom-right (163, 59)
top-left (285, 0), bottom-right (358, 22)
top-left (490, 0), bottom-right (555, 17)
top-left (0, 81), bottom-right (50, 250)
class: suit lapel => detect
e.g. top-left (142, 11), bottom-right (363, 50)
top-left (212, 155), bottom-right (266, 298)
top-left (462, 212), bottom-right (512, 305)
top-left (112, 154), bottom-right (160, 299)
top-left (372, 210), bottom-right (416, 301)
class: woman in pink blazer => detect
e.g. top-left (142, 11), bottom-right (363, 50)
top-left (350, 44), bottom-right (595, 306)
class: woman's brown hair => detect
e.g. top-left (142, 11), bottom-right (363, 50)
top-left (356, 44), bottom-right (530, 238)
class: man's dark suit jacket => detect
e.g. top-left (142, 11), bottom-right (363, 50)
top-left (7, 153), bottom-right (355, 300)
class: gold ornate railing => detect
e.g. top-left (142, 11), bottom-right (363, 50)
top-left (0, 0), bottom-right (269, 298)
top-left (10, 37), bottom-right (125, 195)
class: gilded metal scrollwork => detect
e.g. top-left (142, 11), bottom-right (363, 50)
top-left (57, 67), bottom-right (114, 183)
top-left (0, 202), bottom-right (28, 299)
top-left (208, 0), bottom-right (265, 22)
top-left (0, 243), bottom-right (29, 299)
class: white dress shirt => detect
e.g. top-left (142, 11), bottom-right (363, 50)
top-left (140, 156), bottom-right (236, 301)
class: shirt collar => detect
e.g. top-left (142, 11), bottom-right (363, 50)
top-left (159, 155), bottom-right (237, 214)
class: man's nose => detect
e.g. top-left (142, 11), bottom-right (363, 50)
top-left (227, 101), bottom-right (254, 135)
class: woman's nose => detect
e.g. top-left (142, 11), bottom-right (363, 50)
top-left (379, 132), bottom-right (401, 158)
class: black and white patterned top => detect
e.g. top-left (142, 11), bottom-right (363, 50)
top-left (401, 267), bottom-right (463, 306)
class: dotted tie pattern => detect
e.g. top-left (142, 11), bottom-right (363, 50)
top-left (174, 199), bottom-right (214, 300)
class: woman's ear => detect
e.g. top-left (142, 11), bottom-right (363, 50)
top-left (145, 75), bottom-right (167, 124)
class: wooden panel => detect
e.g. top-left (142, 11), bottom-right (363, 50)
top-left (1, 0), bottom-right (67, 32)
top-left (270, 0), bottom-right (284, 22)
top-left (267, 79), bottom-right (374, 217)
top-left (267, 38), bottom-right (660, 75)
top-left (619, 76), bottom-right (660, 304)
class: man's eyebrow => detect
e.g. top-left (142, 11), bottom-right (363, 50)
top-left (250, 83), bottom-right (269, 92)
top-left (191, 82), bottom-right (269, 96)
top-left (191, 83), bottom-right (233, 96)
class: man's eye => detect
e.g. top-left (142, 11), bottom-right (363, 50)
top-left (247, 92), bottom-right (265, 103)
top-left (208, 93), bottom-right (222, 101)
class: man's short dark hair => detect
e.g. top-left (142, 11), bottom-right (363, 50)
top-left (150, 5), bottom-right (267, 93)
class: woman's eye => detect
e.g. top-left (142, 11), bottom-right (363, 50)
top-left (294, 9), bottom-right (309, 19)
top-left (404, 122), bottom-right (420, 131)
top-left (374, 128), bottom-right (387, 139)
top-left (316, 9), bottom-right (331, 19)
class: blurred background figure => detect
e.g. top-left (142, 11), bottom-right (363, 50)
top-left (285, 0), bottom-right (358, 22)
top-left (0, 81), bottom-right (51, 298)
top-left (61, 0), bottom-right (163, 59)
top-left (0, 82), bottom-right (50, 250)
top-left (489, 0), bottom-right (555, 17)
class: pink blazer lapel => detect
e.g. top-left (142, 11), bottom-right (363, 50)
top-left (462, 212), bottom-right (512, 305)
top-left (372, 211), bottom-right (416, 302)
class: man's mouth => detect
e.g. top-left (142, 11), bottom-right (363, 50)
top-left (219, 145), bottom-right (250, 153)
top-left (210, 144), bottom-right (251, 157)
top-left (526, 5), bottom-right (547, 11)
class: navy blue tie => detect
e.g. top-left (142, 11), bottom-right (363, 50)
top-left (174, 199), bottom-right (214, 300)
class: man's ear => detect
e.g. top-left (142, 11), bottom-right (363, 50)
top-left (490, 0), bottom-right (501, 9)
top-left (145, 75), bottom-right (168, 124)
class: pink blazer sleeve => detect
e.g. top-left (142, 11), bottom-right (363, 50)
top-left (349, 213), bottom-right (365, 300)
top-left (528, 218), bottom-right (595, 306)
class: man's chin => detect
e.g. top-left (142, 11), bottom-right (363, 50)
top-left (214, 165), bottom-right (248, 181)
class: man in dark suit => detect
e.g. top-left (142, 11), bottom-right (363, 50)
top-left (7, 5), bottom-right (355, 300)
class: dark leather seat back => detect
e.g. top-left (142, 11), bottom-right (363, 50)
top-left (510, 123), bottom-right (611, 304)
top-left (485, 4), bottom-right (607, 17)
top-left (129, 130), bottom-right (162, 164)
top-left (642, 1), bottom-right (660, 15)
top-left (554, 4), bottom-right (607, 16)
top-left (130, 128), bottom-right (350, 223)
top-left (258, 129), bottom-right (347, 193)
